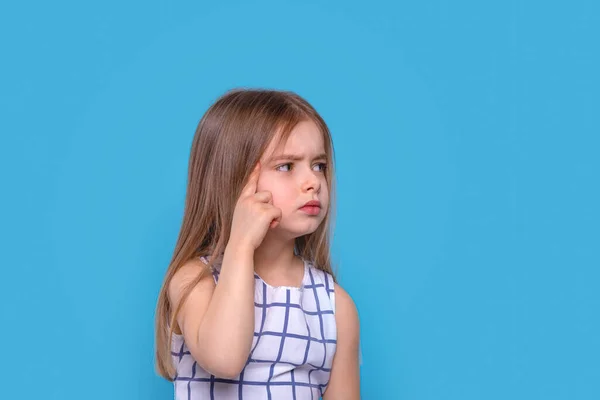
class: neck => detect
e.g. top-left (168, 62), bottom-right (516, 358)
top-left (253, 231), bottom-right (298, 279)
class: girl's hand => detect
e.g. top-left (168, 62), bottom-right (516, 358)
top-left (229, 162), bottom-right (282, 250)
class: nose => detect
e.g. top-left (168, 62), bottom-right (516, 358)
top-left (301, 168), bottom-right (321, 193)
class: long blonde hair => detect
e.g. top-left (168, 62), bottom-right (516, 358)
top-left (154, 88), bottom-right (338, 380)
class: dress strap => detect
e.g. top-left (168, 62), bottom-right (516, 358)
top-left (200, 255), bottom-right (220, 284)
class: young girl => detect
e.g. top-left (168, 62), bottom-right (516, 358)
top-left (155, 88), bottom-right (360, 399)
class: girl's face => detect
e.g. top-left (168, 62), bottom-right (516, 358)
top-left (257, 120), bottom-right (330, 239)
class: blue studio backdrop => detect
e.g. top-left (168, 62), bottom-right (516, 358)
top-left (1, 1), bottom-right (598, 399)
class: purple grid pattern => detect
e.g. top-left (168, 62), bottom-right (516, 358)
top-left (171, 258), bottom-right (337, 400)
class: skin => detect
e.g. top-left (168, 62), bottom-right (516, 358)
top-left (168, 120), bottom-right (360, 398)
top-left (252, 119), bottom-right (330, 286)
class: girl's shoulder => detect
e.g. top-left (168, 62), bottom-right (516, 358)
top-left (170, 256), bottom-right (215, 294)
top-left (167, 256), bottom-right (217, 335)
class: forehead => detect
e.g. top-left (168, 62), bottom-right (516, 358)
top-left (263, 120), bottom-right (325, 158)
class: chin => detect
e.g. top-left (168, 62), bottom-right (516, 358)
top-left (277, 219), bottom-right (322, 239)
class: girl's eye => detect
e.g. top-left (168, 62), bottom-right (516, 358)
top-left (276, 163), bottom-right (293, 172)
top-left (314, 163), bottom-right (327, 172)
top-left (276, 163), bottom-right (327, 172)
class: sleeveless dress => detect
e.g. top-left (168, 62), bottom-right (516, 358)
top-left (171, 256), bottom-right (337, 400)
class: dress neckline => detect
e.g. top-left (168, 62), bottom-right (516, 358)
top-left (254, 258), bottom-right (309, 291)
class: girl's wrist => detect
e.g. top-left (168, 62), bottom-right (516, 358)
top-left (224, 239), bottom-right (255, 260)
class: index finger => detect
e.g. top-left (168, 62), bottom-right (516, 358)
top-left (241, 162), bottom-right (261, 197)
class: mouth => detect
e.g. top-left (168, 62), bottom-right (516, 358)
top-left (302, 200), bottom-right (321, 208)
top-left (299, 200), bottom-right (321, 216)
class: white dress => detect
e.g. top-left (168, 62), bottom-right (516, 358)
top-left (171, 256), bottom-right (337, 399)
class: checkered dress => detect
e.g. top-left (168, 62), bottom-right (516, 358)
top-left (171, 256), bottom-right (337, 399)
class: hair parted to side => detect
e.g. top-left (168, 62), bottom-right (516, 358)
top-left (154, 88), bottom-right (338, 380)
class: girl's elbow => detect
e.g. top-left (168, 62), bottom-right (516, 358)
top-left (193, 350), bottom-right (246, 379)
top-left (191, 331), bottom-right (252, 379)
top-left (213, 364), bottom-right (244, 380)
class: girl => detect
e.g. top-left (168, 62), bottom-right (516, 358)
top-left (155, 88), bottom-right (360, 399)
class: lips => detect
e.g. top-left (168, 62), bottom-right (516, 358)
top-left (299, 200), bottom-right (321, 216)
top-left (302, 200), bottom-right (321, 208)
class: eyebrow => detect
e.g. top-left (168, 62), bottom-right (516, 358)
top-left (268, 153), bottom-right (328, 163)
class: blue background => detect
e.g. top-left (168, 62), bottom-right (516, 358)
top-left (1, 0), bottom-right (598, 399)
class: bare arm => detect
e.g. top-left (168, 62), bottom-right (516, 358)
top-left (168, 162), bottom-right (281, 379)
top-left (323, 283), bottom-right (361, 400)
top-left (168, 245), bottom-right (255, 379)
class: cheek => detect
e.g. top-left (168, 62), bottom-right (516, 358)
top-left (256, 174), bottom-right (276, 195)
top-left (271, 189), bottom-right (295, 211)
top-left (256, 177), bottom-right (291, 207)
